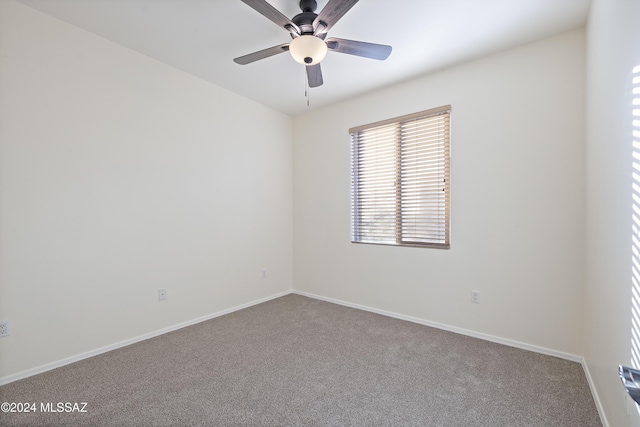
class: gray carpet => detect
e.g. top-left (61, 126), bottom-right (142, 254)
top-left (0, 294), bottom-right (601, 426)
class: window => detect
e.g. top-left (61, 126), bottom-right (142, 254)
top-left (350, 105), bottom-right (451, 249)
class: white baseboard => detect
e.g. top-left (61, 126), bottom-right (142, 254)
top-left (293, 289), bottom-right (583, 363)
top-left (298, 287), bottom-right (606, 424)
top-left (581, 358), bottom-right (610, 427)
top-left (3, 288), bottom-right (608, 425)
top-left (0, 290), bottom-right (291, 386)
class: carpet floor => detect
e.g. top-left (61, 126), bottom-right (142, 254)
top-left (0, 294), bottom-right (601, 426)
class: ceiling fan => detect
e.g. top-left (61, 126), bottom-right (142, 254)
top-left (233, 0), bottom-right (392, 88)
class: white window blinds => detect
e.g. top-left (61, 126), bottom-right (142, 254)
top-left (350, 106), bottom-right (450, 249)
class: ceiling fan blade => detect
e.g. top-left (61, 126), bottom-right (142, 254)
top-left (240, 0), bottom-right (300, 34)
top-left (306, 64), bottom-right (323, 88)
top-left (326, 37), bottom-right (392, 60)
top-left (233, 43), bottom-right (290, 65)
top-left (313, 0), bottom-right (359, 35)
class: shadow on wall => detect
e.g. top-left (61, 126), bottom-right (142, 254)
top-left (629, 63), bottom-right (640, 413)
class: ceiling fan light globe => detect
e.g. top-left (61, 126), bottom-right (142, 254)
top-left (289, 35), bottom-right (327, 65)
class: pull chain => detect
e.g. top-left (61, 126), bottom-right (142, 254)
top-left (304, 68), bottom-right (310, 107)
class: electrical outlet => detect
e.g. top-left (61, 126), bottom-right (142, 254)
top-left (261, 270), bottom-right (267, 279)
top-left (471, 290), bottom-right (480, 304)
top-left (0, 320), bottom-right (10, 338)
top-left (158, 289), bottom-right (167, 301)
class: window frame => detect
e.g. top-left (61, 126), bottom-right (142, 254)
top-left (350, 105), bottom-right (451, 249)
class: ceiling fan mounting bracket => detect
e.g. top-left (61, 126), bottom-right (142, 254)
top-left (299, 0), bottom-right (318, 13)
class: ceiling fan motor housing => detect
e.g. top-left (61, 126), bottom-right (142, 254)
top-left (292, 12), bottom-right (318, 35)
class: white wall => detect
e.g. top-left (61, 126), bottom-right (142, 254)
top-left (0, 1), bottom-right (292, 381)
top-left (293, 29), bottom-right (586, 357)
top-left (584, 0), bottom-right (640, 425)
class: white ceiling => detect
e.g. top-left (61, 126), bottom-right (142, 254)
top-left (16, 0), bottom-right (591, 116)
